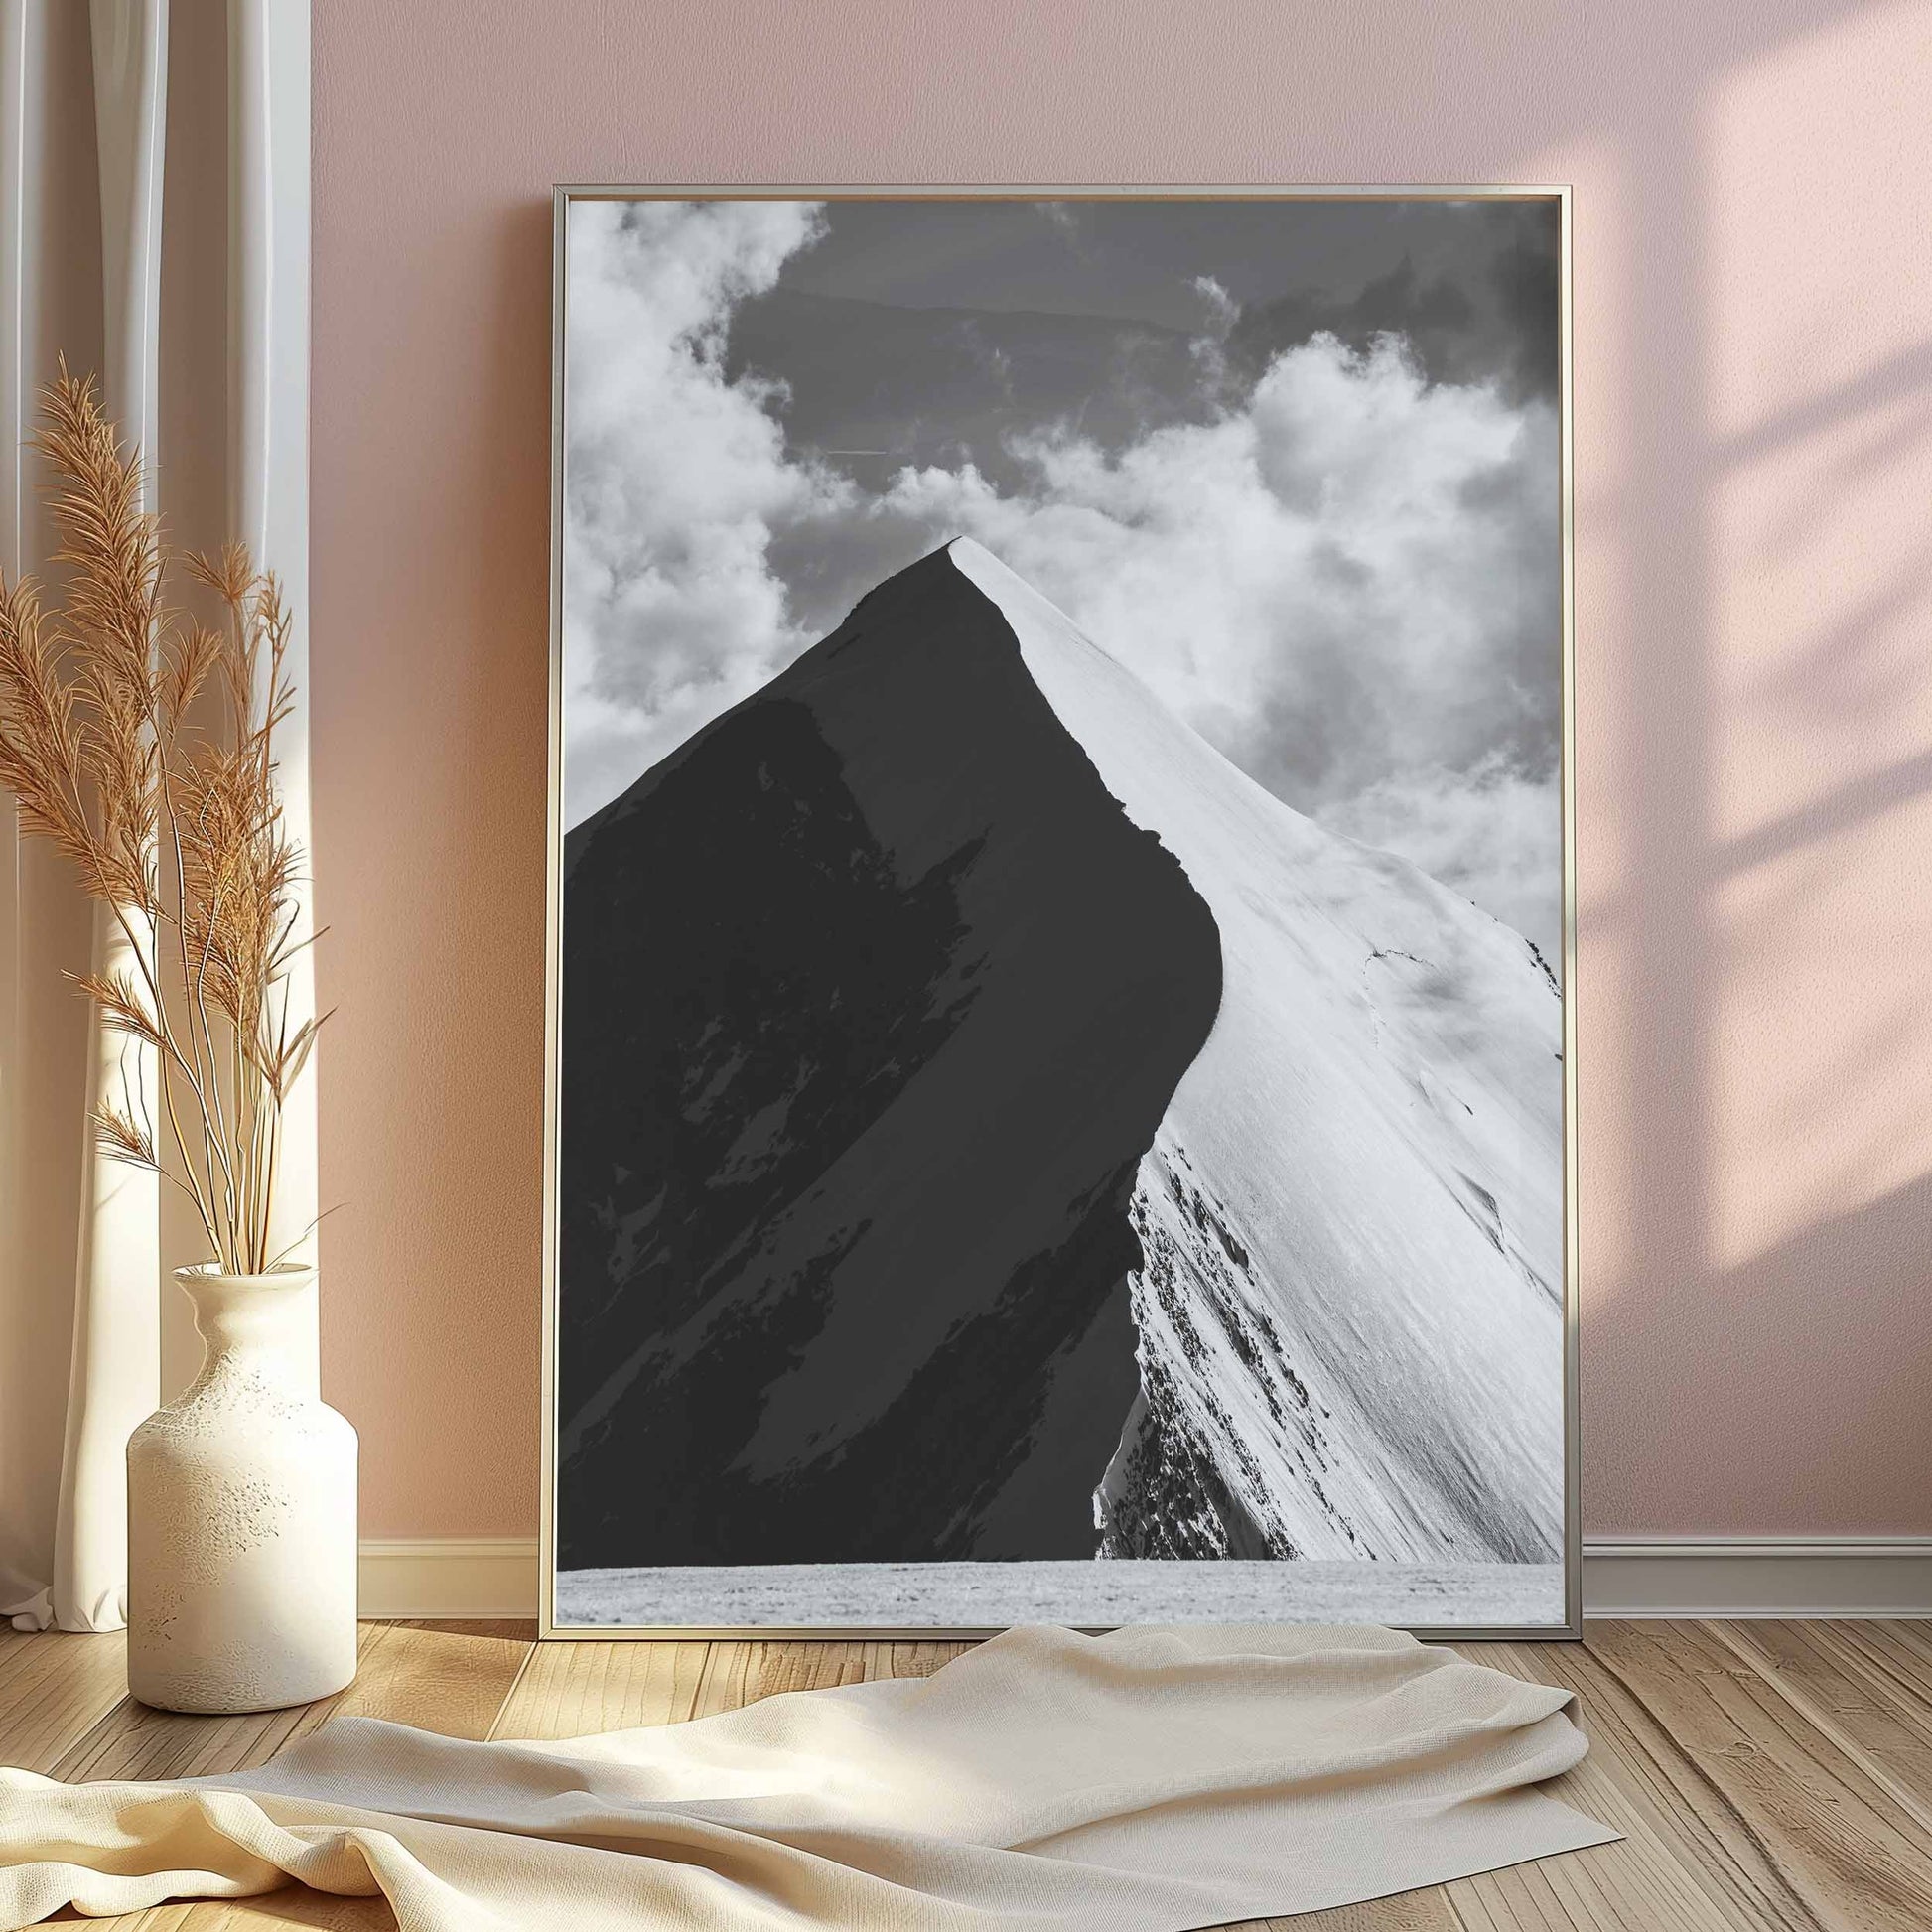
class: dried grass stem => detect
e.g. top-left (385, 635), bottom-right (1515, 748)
top-left (0, 362), bottom-right (324, 1273)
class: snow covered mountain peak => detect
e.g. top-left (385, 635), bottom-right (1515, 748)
top-left (558, 538), bottom-right (1563, 1576)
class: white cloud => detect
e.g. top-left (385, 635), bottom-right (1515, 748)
top-left (1316, 758), bottom-right (1561, 960)
top-left (1186, 276), bottom-right (1240, 395)
top-left (1190, 273), bottom-right (1238, 333)
top-left (879, 337), bottom-right (1553, 791)
top-left (562, 198), bottom-right (850, 823)
top-left (871, 336), bottom-right (1561, 948)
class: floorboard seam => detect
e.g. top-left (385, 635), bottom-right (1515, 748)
top-left (1710, 1620), bottom-right (1932, 1848)
top-left (1810, 1625), bottom-right (1932, 1742)
top-left (1581, 1629), bottom-right (1829, 1932)
top-left (482, 1640), bottom-right (540, 1743)
top-left (49, 1694), bottom-right (136, 1783)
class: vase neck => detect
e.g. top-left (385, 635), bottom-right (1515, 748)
top-left (177, 1268), bottom-right (317, 1391)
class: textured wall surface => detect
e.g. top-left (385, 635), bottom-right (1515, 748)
top-left (309, 0), bottom-right (1932, 1537)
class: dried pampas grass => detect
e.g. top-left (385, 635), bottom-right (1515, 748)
top-left (0, 361), bottom-right (325, 1274)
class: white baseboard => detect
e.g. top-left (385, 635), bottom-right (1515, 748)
top-left (1582, 1537), bottom-right (1932, 1618)
top-left (357, 1536), bottom-right (1932, 1623)
top-left (358, 1539), bottom-right (540, 1619)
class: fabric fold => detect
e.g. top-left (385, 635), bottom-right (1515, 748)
top-left (0, 1623), bottom-right (1616, 1931)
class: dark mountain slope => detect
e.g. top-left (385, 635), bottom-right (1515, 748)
top-left (557, 546), bottom-right (1221, 1570)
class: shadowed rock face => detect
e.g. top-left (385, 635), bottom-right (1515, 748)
top-left (558, 547), bottom-right (1221, 1571)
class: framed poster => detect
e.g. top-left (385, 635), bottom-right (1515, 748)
top-left (541, 187), bottom-right (1577, 1639)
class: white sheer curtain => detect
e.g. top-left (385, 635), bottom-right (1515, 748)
top-left (0, 0), bottom-right (313, 1634)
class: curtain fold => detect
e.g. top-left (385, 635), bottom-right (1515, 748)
top-left (49, 0), bottom-right (170, 1643)
top-left (0, 0), bottom-right (314, 1635)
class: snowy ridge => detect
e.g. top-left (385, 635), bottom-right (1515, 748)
top-left (949, 538), bottom-right (1564, 1565)
top-left (1098, 1129), bottom-right (1364, 1560)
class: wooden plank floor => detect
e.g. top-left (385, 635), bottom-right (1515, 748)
top-left (6, 1621), bottom-right (1932, 1928)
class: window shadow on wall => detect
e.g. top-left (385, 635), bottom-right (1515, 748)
top-left (1573, 0), bottom-right (1932, 1532)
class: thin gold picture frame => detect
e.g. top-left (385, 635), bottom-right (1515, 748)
top-left (539, 184), bottom-right (1579, 1644)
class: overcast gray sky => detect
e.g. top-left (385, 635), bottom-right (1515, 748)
top-left (563, 196), bottom-right (1562, 955)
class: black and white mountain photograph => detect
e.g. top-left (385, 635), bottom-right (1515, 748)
top-left (551, 194), bottom-right (1570, 1629)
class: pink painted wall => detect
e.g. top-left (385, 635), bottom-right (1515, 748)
top-left (310, 0), bottom-right (1932, 1539)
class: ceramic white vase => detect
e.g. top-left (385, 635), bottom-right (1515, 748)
top-left (126, 1265), bottom-right (357, 1713)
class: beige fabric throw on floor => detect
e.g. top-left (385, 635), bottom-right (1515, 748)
top-left (0, 1623), bottom-right (1615, 1930)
